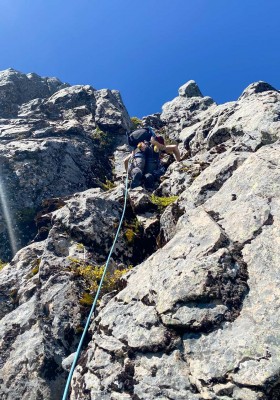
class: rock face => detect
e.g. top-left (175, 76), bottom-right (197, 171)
top-left (179, 81), bottom-right (280, 156)
top-left (0, 68), bottom-right (69, 118)
top-left (0, 72), bottom-right (280, 400)
top-left (69, 82), bottom-right (280, 400)
top-left (0, 69), bottom-right (131, 259)
top-left (0, 186), bottom-right (135, 400)
top-left (160, 80), bottom-right (216, 140)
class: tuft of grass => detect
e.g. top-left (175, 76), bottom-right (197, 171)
top-left (101, 179), bottom-right (115, 191)
top-left (76, 243), bottom-right (85, 251)
top-left (151, 194), bottom-right (179, 210)
top-left (68, 258), bottom-right (132, 306)
top-left (93, 127), bottom-right (114, 148)
top-left (179, 166), bottom-right (191, 173)
top-left (125, 228), bottom-right (135, 243)
top-left (123, 219), bottom-right (141, 244)
top-left (31, 265), bottom-right (39, 276)
top-left (130, 117), bottom-right (142, 130)
top-left (0, 260), bottom-right (7, 271)
top-left (79, 292), bottom-right (94, 306)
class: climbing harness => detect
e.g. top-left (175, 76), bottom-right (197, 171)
top-left (62, 167), bottom-right (130, 400)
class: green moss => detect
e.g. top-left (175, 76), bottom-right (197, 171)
top-left (79, 292), bottom-right (94, 306)
top-left (130, 117), bottom-right (142, 130)
top-left (151, 194), bottom-right (179, 210)
top-left (179, 166), bottom-right (191, 173)
top-left (68, 257), bottom-right (132, 306)
top-left (91, 127), bottom-right (118, 188)
top-left (123, 219), bottom-right (141, 244)
top-left (27, 258), bottom-right (41, 279)
top-left (76, 243), bottom-right (85, 251)
top-left (93, 127), bottom-right (114, 148)
top-left (125, 228), bottom-right (135, 243)
top-left (0, 260), bottom-right (7, 271)
top-left (31, 265), bottom-right (39, 276)
top-left (101, 179), bottom-right (115, 191)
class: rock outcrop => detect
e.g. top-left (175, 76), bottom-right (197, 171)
top-left (0, 71), bottom-right (280, 400)
top-left (0, 69), bottom-right (131, 259)
top-left (0, 68), bottom-right (69, 118)
top-left (160, 80), bottom-right (216, 140)
top-left (179, 80), bottom-right (280, 156)
top-left (69, 81), bottom-right (280, 400)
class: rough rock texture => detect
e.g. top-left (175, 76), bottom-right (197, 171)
top-left (0, 186), bottom-right (149, 400)
top-left (0, 68), bottom-right (69, 118)
top-left (142, 113), bottom-right (165, 130)
top-left (178, 80), bottom-right (203, 98)
top-left (180, 81), bottom-right (280, 156)
top-left (0, 73), bottom-right (280, 400)
top-left (160, 80), bottom-right (216, 140)
top-left (69, 82), bottom-right (280, 400)
top-left (0, 69), bottom-right (131, 259)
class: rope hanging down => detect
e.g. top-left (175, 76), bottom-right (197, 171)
top-left (62, 168), bottom-right (130, 400)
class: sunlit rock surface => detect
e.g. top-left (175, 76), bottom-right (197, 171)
top-left (0, 69), bottom-right (131, 259)
top-left (0, 71), bottom-right (280, 400)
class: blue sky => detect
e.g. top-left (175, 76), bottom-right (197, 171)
top-left (0, 0), bottom-right (279, 117)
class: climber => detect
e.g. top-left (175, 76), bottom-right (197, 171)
top-left (127, 124), bottom-right (158, 147)
top-left (127, 123), bottom-right (181, 162)
top-left (124, 124), bottom-right (181, 189)
top-left (124, 145), bottom-right (146, 189)
top-left (123, 140), bottom-right (165, 190)
top-left (137, 141), bottom-right (166, 190)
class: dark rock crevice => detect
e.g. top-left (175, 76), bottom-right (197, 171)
top-left (201, 209), bottom-right (250, 320)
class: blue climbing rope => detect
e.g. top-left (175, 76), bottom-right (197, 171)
top-left (62, 168), bottom-right (130, 400)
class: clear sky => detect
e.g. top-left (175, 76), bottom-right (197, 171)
top-left (0, 0), bottom-right (279, 117)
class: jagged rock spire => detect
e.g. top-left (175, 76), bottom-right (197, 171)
top-left (178, 80), bottom-right (203, 98)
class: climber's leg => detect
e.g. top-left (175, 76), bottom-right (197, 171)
top-left (130, 167), bottom-right (143, 188)
top-left (144, 173), bottom-right (155, 191)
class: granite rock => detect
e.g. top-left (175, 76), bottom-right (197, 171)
top-left (0, 75), bottom-right (280, 400)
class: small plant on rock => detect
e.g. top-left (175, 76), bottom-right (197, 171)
top-left (151, 194), bottom-right (179, 211)
top-left (130, 116), bottom-right (142, 130)
top-left (124, 219), bottom-right (141, 244)
top-left (79, 292), bottom-right (94, 306)
top-left (68, 257), bottom-right (132, 306)
top-left (0, 260), bottom-right (7, 271)
top-left (27, 258), bottom-right (41, 278)
top-left (101, 179), bottom-right (115, 191)
top-left (93, 127), bottom-right (114, 148)
top-left (76, 243), bottom-right (85, 251)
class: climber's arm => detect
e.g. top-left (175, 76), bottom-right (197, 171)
top-left (151, 137), bottom-right (181, 162)
top-left (150, 136), bottom-right (165, 151)
top-left (165, 144), bottom-right (181, 161)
